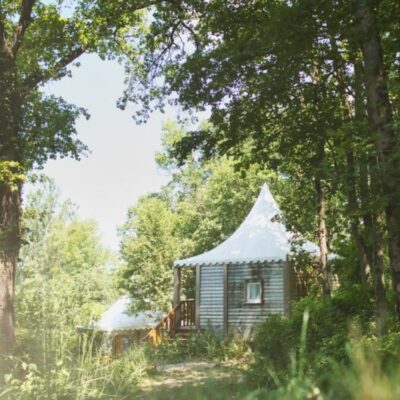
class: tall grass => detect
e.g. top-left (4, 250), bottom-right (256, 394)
top-left (0, 337), bottom-right (149, 400)
top-left (149, 330), bottom-right (252, 364)
top-left (3, 306), bottom-right (400, 399)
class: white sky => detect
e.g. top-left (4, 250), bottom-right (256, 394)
top-left (27, 54), bottom-right (174, 251)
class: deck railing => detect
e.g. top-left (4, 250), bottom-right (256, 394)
top-left (177, 298), bottom-right (195, 328)
top-left (143, 299), bottom-right (195, 347)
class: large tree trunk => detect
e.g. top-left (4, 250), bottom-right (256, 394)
top-left (0, 182), bottom-right (22, 354)
top-left (355, 1), bottom-right (400, 318)
top-left (0, 48), bottom-right (24, 353)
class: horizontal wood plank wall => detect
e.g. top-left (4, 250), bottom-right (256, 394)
top-left (227, 263), bottom-right (285, 335)
top-left (199, 265), bottom-right (224, 336)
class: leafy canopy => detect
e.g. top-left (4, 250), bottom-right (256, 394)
top-left (0, 0), bottom-right (156, 172)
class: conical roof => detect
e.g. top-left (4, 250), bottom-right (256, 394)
top-left (174, 184), bottom-right (320, 267)
top-left (95, 296), bottom-right (160, 332)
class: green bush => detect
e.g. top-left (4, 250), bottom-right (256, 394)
top-left (148, 330), bottom-right (223, 364)
top-left (249, 286), bottom-right (375, 388)
top-left (149, 330), bottom-right (251, 364)
top-left (248, 315), bottom-right (293, 387)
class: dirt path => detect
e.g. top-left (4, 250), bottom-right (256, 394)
top-left (136, 359), bottom-right (250, 400)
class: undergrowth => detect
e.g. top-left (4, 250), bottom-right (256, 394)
top-left (245, 285), bottom-right (400, 400)
top-left (3, 287), bottom-right (400, 399)
top-left (0, 345), bottom-right (149, 400)
top-left (148, 330), bottom-right (252, 364)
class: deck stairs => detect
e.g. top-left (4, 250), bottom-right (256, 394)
top-left (143, 299), bottom-right (196, 346)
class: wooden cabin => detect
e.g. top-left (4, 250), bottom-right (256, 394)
top-left (145, 184), bottom-right (321, 344)
top-left (90, 296), bottom-right (160, 357)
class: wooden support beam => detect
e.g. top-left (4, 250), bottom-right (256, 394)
top-left (173, 267), bottom-right (181, 307)
top-left (283, 259), bottom-right (291, 316)
top-left (223, 263), bottom-right (228, 336)
top-left (195, 265), bottom-right (200, 329)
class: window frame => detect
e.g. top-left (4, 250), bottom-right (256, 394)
top-left (245, 280), bottom-right (263, 304)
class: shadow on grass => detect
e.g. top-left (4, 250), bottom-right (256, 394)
top-left (137, 361), bottom-right (253, 400)
top-left (137, 376), bottom-right (250, 400)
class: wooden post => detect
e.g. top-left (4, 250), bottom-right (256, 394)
top-left (173, 267), bottom-right (181, 330)
top-left (195, 265), bottom-right (200, 329)
top-left (173, 267), bottom-right (181, 307)
top-left (223, 264), bottom-right (228, 336)
top-left (114, 335), bottom-right (122, 358)
top-left (283, 258), bottom-right (292, 316)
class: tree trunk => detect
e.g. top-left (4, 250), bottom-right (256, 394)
top-left (0, 48), bottom-right (24, 353)
top-left (345, 150), bottom-right (372, 284)
top-left (352, 55), bottom-right (376, 285)
top-left (372, 209), bottom-right (388, 335)
top-left (355, 1), bottom-right (400, 318)
top-left (315, 176), bottom-right (331, 297)
top-left (351, 44), bottom-right (388, 333)
top-left (310, 57), bottom-right (331, 297)
top-left (0, 182), bottom-right (22, 354)
top-left (358, 155), bottom-right (388, 335)
top-left (329, 40), bottom-right (372, 283)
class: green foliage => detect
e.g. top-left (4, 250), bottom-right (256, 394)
top-left (249, 287), bottom-right (375, 388)
top-left (0, 161), bottom-right (25, 189)
top-left (244, 296), bottom-right (400, 400)
top-left (149, 331), bottom-right (251, 365)
top-left (15, 177), bottom-right (116, 363)
top-left (117, 196), bottom-right (181, 312)
top-left (1, 346), bottom-right (149, 400)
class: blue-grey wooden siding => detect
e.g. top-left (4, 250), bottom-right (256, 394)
top-left (227, 263), bottom-right (285, 334)
top-left (198, 262), bottom-right (287, 336)
top-left (199, 265), bottom-right (224, 336)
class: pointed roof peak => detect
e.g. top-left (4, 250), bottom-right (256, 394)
top-left (174, 183), bottom-right (319, 267)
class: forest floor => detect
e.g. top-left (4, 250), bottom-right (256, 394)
top-left (136, 359), bottom-right (251, 400)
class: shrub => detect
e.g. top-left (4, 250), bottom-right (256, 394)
top-left (149, 330), bottom-right (251, 365)
top-left (248, 285), bottom-right (375, 388)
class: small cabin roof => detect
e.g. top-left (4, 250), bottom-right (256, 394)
top-left (95, 296), bottom-right (160, 332)
top-left (174, 184), bottom-right (320, 267)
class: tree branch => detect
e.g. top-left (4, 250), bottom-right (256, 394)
top-left (24, 45), bottom-right (86, 89)
top-left (20, 0), bottom-right (175, 89)
top-left (11, 0), bottom-right (36, 58)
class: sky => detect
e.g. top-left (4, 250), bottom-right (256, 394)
top-left (27, 54), bottom-right (175, 251)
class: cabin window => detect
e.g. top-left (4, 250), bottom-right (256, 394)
top-left (246, 281), bottom-right (262, 304)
